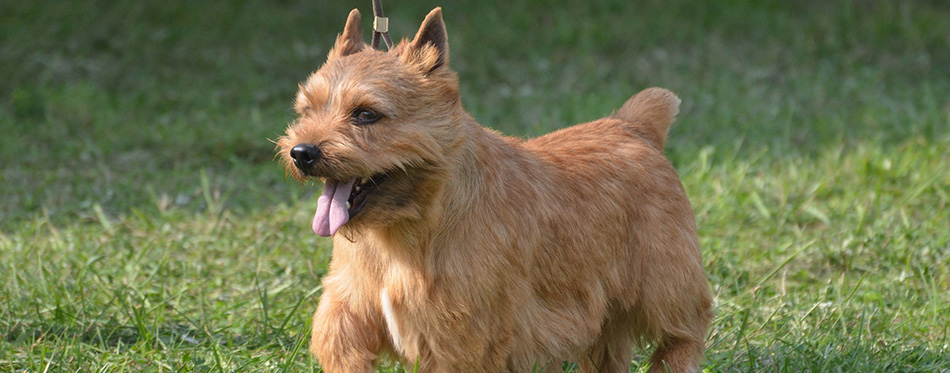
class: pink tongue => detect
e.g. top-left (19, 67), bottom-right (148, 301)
top-left (312, 178), bottom-right (357, 237)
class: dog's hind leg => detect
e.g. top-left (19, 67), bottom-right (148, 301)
top-left (647, 336), bottom-right (704, 373)
top-left (577, 315), bottom-right (636, 373)
top-left (578, 339), bottom-right (635, 373)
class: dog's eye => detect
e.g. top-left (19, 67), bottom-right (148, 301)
top-left (351, 108), bottom-right (383, 125)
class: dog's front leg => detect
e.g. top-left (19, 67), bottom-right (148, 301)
top-left (418, 300), bottom-right (514, 373)
top-left (310, 290), bottom-right (384, 373)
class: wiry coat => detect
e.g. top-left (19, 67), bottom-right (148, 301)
top-left (277, 8), bottom-right (712, 373)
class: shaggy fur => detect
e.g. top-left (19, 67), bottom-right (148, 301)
top-left (277, 8), bottom-right (712, 372)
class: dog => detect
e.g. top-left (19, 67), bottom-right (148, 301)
top-left (277, 7), bottom-right (712, 372)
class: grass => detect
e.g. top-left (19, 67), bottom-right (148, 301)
top-left (1, 0), bottom-right (948, 371)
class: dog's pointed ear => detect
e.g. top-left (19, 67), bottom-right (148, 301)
top-left (403, 7), bottom-right (449, 74)
top-left (329, 9), bottom-right (364, 59)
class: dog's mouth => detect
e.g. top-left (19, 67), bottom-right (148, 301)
top-left (348, 173), bottom-right (389, 217)
top-left (312, 172), bottom-right (389, 237)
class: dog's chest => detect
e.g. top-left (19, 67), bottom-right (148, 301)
top-left (380, 288), bottom-right (402, 351)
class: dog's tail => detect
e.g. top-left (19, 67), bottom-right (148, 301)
top-left (612, 87), bottom-right (681, 151)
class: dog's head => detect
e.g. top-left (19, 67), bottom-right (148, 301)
top-left (276, 8), bottom-right (461, 236)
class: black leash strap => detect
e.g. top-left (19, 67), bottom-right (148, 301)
top-left (371, 0), bottom-right (393, 50)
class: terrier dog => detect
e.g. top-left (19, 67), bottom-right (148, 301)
top-left (277, 8), bottom-right (712, 373)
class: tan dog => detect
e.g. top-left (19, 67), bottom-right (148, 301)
top-left (277, 8), bottom-right (712, 373)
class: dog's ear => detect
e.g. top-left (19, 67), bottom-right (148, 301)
top-left (402, 7), bottom-right (449, 74)
top-left (329, 9), bottom-right (364, 59)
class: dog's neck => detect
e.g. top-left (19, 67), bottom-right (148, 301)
top-left (365, 110), bottom-right (522, 266)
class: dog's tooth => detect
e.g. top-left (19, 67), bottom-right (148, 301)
top-left (361, 177), bottom-right (369, 185)
top-left (346, 201), bottom-right (351, 209)
top-left (355, 185), bottom-right (362, 192)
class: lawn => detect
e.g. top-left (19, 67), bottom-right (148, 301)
top-left (1, 0), bottom-right (948, 371)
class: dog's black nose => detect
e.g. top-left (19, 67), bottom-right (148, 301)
top-left (290, 144), bottom-right (322, 171)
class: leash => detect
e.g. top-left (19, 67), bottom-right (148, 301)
top-left (371, 0), bottom-right (393, 50)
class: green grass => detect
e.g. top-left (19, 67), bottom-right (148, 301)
top-left (2, 0), bottom-right (948, 371)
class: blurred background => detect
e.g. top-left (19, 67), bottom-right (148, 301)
top-left (3, 0), bottom-right (947, 222)
top-left (1, 0), bottom-right (948, 371)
